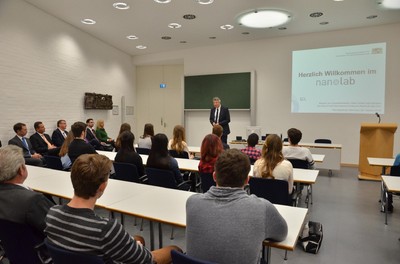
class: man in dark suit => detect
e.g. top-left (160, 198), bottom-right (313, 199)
top-left (51, 119), bottom-right (68, 147)
top-left (30, 121), bottom-right (59, 156)
top-left (68, 121), bottom-right (97, 164)
top-left (85, 118), bottom-right (105, 150)
top-left (0, 145), bottom-right (54, 234)
top-left (8, 123), bottom-right (44, 166)
top-left (209, 97), bottom-right (230, 144)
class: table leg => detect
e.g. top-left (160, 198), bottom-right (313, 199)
top-left (150, 221), bottom-right (154, 250)
top-left (265, 246), bottom-right (271, 264)
top-left (382, 166), bottom-right (387, 175)
top-left (158, 222), bottom-right (163, 249)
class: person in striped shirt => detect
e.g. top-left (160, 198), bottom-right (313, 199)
top-left (45, 154), bottom-right (181, 264)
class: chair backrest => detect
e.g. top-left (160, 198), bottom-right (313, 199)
top-left (45, 239), bottom-right (104, 264)
top-left (169, 150), bottom-right (190, 159)
top-left (136, 147), bottom-right (150, 155)
top-left (199, 172), bottom-right (215, 193)
top-left (113, 162), bottom-right (142, 183)
top-left (0, 219), bottom-right (46, 264)
top-left (44, 155), bottom-right (64, 170)
top-left (248, 177), bottom-right (290, 205)
top-left (283, 137), bottom-right (288, 142)
top-left (171, 250), bottom-right (215, 264)
top-left (287, 158), bottom-right (309, 169)
top-left (145, 167), bottom-right (178, 189)
top-left (390, 165), bottom-right (400, 176)
top-left (314, 138), bottom-right (332, 144)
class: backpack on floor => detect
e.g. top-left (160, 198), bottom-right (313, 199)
top-left (299, 221), bottom-right (323, 254)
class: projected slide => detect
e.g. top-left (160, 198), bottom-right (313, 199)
top-left (292, 43), bottom-right (386, 114)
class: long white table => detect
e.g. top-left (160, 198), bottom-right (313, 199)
top-left (368, 157), bottom-right (395, 175)
top-left (26, 165), bottom-right (308, 259)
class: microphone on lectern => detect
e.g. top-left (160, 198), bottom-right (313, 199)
top-left (375, 112), bottom-right (381, 124)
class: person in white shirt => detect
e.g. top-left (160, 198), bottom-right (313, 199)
top-left (253, 134), bottom-right (293, 194)
top-left (138, 123), bottom-right (154, 149)
top-left (282, 128), bottom-right (315, 169)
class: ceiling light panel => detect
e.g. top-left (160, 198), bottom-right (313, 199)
top-left (81, 18), bottom-right (96, 25)
top-left (154, 0), bottom-right (171, 3)
top-left (113, 2), bottom-right (130, 10)
top-left (196, 0), bottom-right (214, 4)
top-left (238, 10), bottom-right (291, 28)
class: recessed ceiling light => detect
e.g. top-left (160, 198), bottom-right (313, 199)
top-left (333, 0), bottom-right (344, 2)
top-left (320, 21), bottom-right (329, 25)
top-left (220, 24), bottom-right (234, 30)
top-left (81, 18), bottom-right (96, 25)
top-left (168, 23), bottom-right (182, 29)
top-left (136, 45), bottom-right (147, 49)
top-left (154, 0), bottom-right (171, 3)
top-left (209, 36), bottom-right (216, 39)
top-left (310, 12), bottom-right (323, 17)
top-left (113, 2), bottom-right (130, 10)
top-left (161, 36), bottom-right (172, 40)
top-left (126, 35), bottom-right (138, 40)
top-left (367, 15), bottom-right (378, 19)
top-left (196, 0), bottom-right (214, 4)
top-left (242, 32), bottom-right (250, 35)
top-left (237, 9), bottom-right (291, 28)
top-left (183, 14), bottom-right (196, 20)
top-left (380, 0), bottom-right (400, 9)
top-left (180, 41), bottom-right (187, 43)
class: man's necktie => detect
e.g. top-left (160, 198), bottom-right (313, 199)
top-left (41, 134), bottom-right (52, 148)
top-left (21, 137), bottom-right (31, 155)
top-left (215, 108), bottom-right (219, 123)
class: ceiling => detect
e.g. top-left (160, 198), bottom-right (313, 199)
top-left (23, 0), bottom-right (400, 56)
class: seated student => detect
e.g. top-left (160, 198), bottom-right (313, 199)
top-left (115, 123), bottom-right (132, 152)
top-left (253, 134), bottom-right (294, 194)
top-left (8, 122), bottom-right (44, 166)
top-left (45, 154), bottom-right (181, 264)
top-left (186, 149), bottom-right (288, 264)
top-left (58, 132), bottom-right (74, 170)
top-left (394, 153), bottom-right (400, 166)
top-left (95, 119), bottom-right (115, 148)
top-left (212, 124), bottom-right (230, 150)
top-left (115, 131), bottom-right (145, 177)
top-left (30, 121), bottom-right (59, 156)
top-left (241, 133), bottom-right (262, 163)
top-left (146, 133), bottom-right (189, 190)
top-left (68, 121), bottom-right (97, 164)
top-left (0, 145), bottom-right (54, 234)
top-left (168, 125), bottom-right (192, 158)
top-left (138, 123), bottom-right (154, 149)
top-left (51, 119), bottom-right (68, 147)
top-left (198, 134), bottom-right (223, 174)
top-left (282, 128), bottom-right (315, 169)
top-left (85, 118), bottom-right (105, 151)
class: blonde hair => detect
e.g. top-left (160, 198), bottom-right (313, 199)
top-left (96, 119), bottom-right (104, 129)
top-left (260, 134), bottom-right (284, 179)
top-left (171, 125), bottom-right (186, 153)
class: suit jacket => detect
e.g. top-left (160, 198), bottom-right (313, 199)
top-left (8, 135), bottom-right (37, 158)
top-left (86, 127), bottom-right (98, 141)
top-left (0, 183), bottom-right (54, 233)
top-left (209, 105), bottom-right (231, 135)
top-left (30, 132), bottom-right (53, 155)
top-left (52, 129), bottom-right (68, 147)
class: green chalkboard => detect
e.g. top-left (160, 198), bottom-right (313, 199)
top-left (184, 72), bottom-right (251, 110)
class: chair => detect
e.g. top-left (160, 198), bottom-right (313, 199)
top-left (136, 147), bottom-right (150, 155)
top-left (169, 150), bottom-right (190, 159)
top-left (145, 167), bottom-right (191, 191)
top-left (314, 139), bottom-right (332, 144)
top-left (113, 162), bottom-right (147, 183)
top-left (390, 165), bottom-right (400, 176)
top-left (0, 219), bottom-right (50, 264)
top-left (283, 137), bottom-right (288, 142)
top-left (44, 155), bottom-right (64, 170)
top-left (171, 250), bottom-right (216, 264)
top-left (287, 158), bottom-right (309, 169)
top-left (248, 177), bottom-right (292, 206)
top-left (45, 239), bottom-right (104, 264)
top-left (199, 172), bottom-right (215, 193)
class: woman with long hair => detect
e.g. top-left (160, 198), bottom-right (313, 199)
top-left (138, 123), bottom-right (154, 149)
top-left (115, 131), bottom-right (144, 176)
top-left (58, 132), bottom-right (74, 169)
top-left (168, 125), bottom-right (192, 158)
top-left (146, 133), bottom-right (188, 189)
top-left (115, 123), bottom-right (132, 151)
top-left (198, 134), bottom-right (223, 173)
top-left (253, 134), bottom-right (293, 194)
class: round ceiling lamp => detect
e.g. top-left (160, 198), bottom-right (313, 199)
top-left (237, 9), bottom-right (291, 28)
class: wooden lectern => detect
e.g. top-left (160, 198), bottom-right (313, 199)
top-left (358, 123), bottom-right (397, 181)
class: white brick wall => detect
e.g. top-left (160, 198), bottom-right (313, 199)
top-left (0, 0), bottom-right (135, 146)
